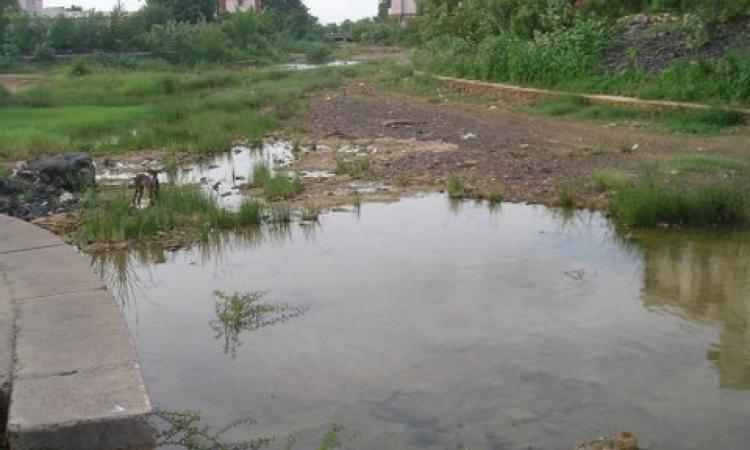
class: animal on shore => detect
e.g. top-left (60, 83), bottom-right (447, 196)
top-left (132, 170), bottom-right (161, 207)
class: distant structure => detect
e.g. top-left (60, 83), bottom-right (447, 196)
top-left (17, 0), bottom-right (86, 17)
top-left (17, 0), bottom-right (43, 14)
top-left (389, 0), bottom-right (418, 22)
top-left (218, 0), bottom-right (261, 14)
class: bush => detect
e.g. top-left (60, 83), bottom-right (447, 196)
top-left (32, 43), bottom-right (55, 63)
top-left (70, 58), bottom-right (91, 77)
top-left (304, 42), bottom-right (331, 64)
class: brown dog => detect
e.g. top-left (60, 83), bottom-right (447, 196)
top-left (132, 170), bottom-right (160, 207)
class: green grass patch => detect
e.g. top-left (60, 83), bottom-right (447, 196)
top-left (663, 108), bottom-right (746, 135)
top-left (0, 64), bottom-right (367, 161)
top-left (666, 154), bottom-right (750, 174)
top-left (446, 177), bottom-right (466, 199)
top-left (334, 156), bottom-right (370, 177)
top-left (591, 169), bottom-right (633, 192)
top-left (79, 186), bottom-right (256, 243)
top-left (263, 173), bottom-right (302, 201)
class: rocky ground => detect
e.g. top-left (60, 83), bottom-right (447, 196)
top-left (298, 79), bottom-right (750, 209)
top-left (603, 14), bottom-right (750, 72)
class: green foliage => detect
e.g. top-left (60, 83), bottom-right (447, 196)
top-left (263, 173), bottom-right (303, 200)
top-left (591, 169), bottom-right (632, 192)
top-left (148, 0), bottom-right (216, 24)
top-left (236, 200), bottom-right (264, 226)
top-left (334, 156), bottom-right (370, 177)
top-left (304, 42), bottom-right (331, 64)
top-left (556, 182), bottom-right (576, 208)
top-left (154, 408), bottom-right (273, 450)
top-left (666, 154), bottom-right (750, 173)
top-left (269, 203), bottom-right (292, 223)
top-left (69, 58), bottom-right (91, 77)
top-left (315, 424), bottom-right (342, 450)
top-left (211, 290), bottom-right (305, 356)
top-left (251, 162), bottom-right (271, 187)
top-left (613, 176), bottom-right (750, 227)
top-left (663, 107), bottom-right (746, 134)
top-left (446, 176), bottom-right (465, 199)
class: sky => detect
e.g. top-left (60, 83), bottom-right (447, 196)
top-left (43, 0), bottom-right (379, 24)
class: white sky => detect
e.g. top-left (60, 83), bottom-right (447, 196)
top-left (43, 0), bottom-right (379, 24)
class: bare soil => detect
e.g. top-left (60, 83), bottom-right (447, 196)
top-left (299, 80), bottom-right (750, 208)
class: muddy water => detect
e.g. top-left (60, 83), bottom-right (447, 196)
top-left (96, 196), bottom-right (750, 450)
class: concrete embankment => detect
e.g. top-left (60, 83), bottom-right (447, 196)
top-left (0, 215), bottom-right (154, 450)
top-left (431, 73), bottom-right (750, 119)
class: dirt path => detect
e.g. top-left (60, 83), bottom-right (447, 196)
top-left (300, 80), bottom-right (750, 206)
top-left (0, 75), bottom-right (43, 94)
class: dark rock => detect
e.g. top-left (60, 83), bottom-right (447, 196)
top-left (17, 153), bottom-right (95, 192)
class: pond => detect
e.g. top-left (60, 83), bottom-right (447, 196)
top-left (95, 195), bottom-right (750, 450)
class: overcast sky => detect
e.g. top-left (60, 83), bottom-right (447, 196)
top-left (43, 0), bottom-right (379, 24)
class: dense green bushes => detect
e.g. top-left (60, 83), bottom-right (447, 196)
top-left (0, 2), bottom-right (329, 68)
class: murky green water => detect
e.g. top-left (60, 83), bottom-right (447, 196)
top-left (97, 195), bottom-right (750, 450)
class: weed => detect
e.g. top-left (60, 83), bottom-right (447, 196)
top-left (268, 204), bottom-right (292, 224)
top-left (301, 203), bottom-right (320, 222)
top-left (211, 290), bottom-right (305, 357)
top-left (236, 200), bottom-right (263, 226)
top-left (591, 170), bottom-right (632, 192)
top-left (667, 154), bottom-right (749, 174)
top-left (154, 408), bottom-right (272, 450)
top-left (556, 182), bottom-right (576, 208)
top-left (446, 177), bottom-right (466, 199)
top-left (352, 191), bottom-right (362, 208)
top-left (251, 162), bottom-right (271, 187)
top-left (263, 174), bottom-right (302, 200)
top-left (316, 424), bottom-right (342, 450)
top-left (664, 108), bottom-right (745, 134)
top-left (334, 156), bottom-right (370, 177)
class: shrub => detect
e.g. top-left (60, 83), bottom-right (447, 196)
top-left (446, 176), bottom-right (465, 199)
top-left (304, 42), bottom-right (331, 64)
top-left (70, 58), bottom-right (91, 77)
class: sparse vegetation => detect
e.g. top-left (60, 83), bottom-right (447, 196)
top-left (591, 170), bottom-right (632, 193)
top-left (556, 182), bottom-right (576, 208)
top-left (446, 177), bottom-right (466, 199)
top-left (334, 156), bottom-right (370, 177)
top-left (263, 173), bottom-right (302, 200)
top-left (154, 409), bottom-right (272, 450)
top-left (211, 290), bottom-right (305, 357)
top-left (251, 162), bottom-right (271, 187)
top-left (609, 157), bottom-right (750, 227)
top-left (268, 203), bottom-right (292, 224)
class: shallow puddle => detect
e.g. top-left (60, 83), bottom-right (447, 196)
top-left (96, 195), bottom-right (750, 450)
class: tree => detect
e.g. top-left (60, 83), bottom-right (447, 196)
top-left (378, 0), bottom-right (390, 19)
top-left (147, 0), bottom-right (216, 23)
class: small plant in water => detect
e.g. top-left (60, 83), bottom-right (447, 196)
top-left (251, 163), bottom-right (271, 188)
top-left (556, 182), bottom-right (576, 208)
top-left (211, 290), bottom-right (306, 357)
top-left (269, 203), bottom-right (292, 224)
top-left (334, 156), bottom-right (370, 177)
top-left (154, 408), bottom-right (273, 450)
top-left (301, 203), bottom-right (320, 222)
top-left (263, 174), bottom-right (303, 200)
top-left (446, 177), bottom-right (465, 199)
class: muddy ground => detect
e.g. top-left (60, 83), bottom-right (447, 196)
top-left (297, 79), bottom-right (750, 208)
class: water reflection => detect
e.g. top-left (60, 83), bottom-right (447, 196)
top-left (94, 195), bottom-right (750, 450)
top-left (634, 230), bottom-right (750, 389)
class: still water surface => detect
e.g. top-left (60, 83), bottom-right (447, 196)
top-left (97, 195), bottom-right (750, 450)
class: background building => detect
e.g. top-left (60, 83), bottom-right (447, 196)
top-left (219, 0), bottom-right (262, 14)
top-left (388, 0), bottom-right (417, 22)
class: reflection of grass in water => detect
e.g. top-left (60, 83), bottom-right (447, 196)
top-left (154, 409), bottom-right (272, 450)
top-left (211, 290), bottom-right (305, 357)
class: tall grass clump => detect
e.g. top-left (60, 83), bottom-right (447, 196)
top-left (612, 169), bottom-right (750, 228)
top-left (250, 162), bottom-right (271, 187)
top-left (263, 173), bottom-right (302, 200)
top-left (663, 107), bottom-right (746, 134)
top-left (667, 154), bottom-right (750, 173)
top-left (446, 176), bottom-right (466, 199)
top-left (235, 200), bottom-right (263, 226)
top-left (591, 169), bottom-right (632, 192)
top-left (334, 156), bottom-right (370, 177)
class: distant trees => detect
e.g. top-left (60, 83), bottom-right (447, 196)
top-left (147, 0), bottom-right (217, 23)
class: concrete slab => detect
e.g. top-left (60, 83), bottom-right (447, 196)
top-left (14, 291), bottom-right (137, 378)
top-left (0, 274), bottom-right (14, 438)
top-left (0, 216), bottom-right (62, 255)
top-left (0, 245), bottom-right (104, 301)
top-left (8, 363), bottom-right (154, 450)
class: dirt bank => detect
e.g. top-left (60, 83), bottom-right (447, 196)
top-left (300, 80), bottom-right (750, 208)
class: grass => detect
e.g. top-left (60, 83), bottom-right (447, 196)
top-left (591, 169), bottom-right (632, 192)
top-left (556, 182), bottom-right (576, 208)
top-left (334, 156), bottom-right (370, 177)
top-left (0, 63), bottom-right (377, 161)
top-left (666, 154), bottom-right (750, 174)
top-left (236, 200), bottom-right (263, 226)
top-left (268, 204), bottom-right (292, 223)
top-left (609, 158), bottom-right (750, 228)
top-left (531, 97), bottom-right (745, 135)
top-left (263, 173), bottom-right (303, 200)
top-left (446, 177), bottom-right (466, 199)
top-left (78, 186), bottom-right (257, 244)
top-left (251, 162), bottom-right (271, 187)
